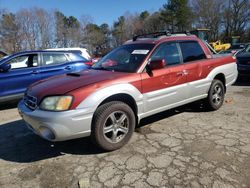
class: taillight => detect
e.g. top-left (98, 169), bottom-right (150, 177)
top-left (84, 61), bottom-right (93, 66)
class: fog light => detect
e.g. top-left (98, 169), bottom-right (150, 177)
top-left (38, 126), bottom-right (55, 140)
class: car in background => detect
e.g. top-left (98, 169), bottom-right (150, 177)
top-left (236, 44), bottom-right (250, 77)
top-left (218, 43), bottom-right (246, 56)
top-left (46, 47), bottom-right (91, 60)
top-left (0, 50), bottom-right (89, 103)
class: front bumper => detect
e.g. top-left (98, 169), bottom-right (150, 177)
top-left (18, 100), bottom-right (93, 141)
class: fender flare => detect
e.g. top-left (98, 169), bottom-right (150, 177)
top-left (76, 83), bottom-right (143, 112)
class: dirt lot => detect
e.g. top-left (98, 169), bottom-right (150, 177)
top-left (0, 82), bottom-right (250, 188)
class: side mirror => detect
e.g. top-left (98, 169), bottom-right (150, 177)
top-left (148, 59), bottom-right (166, 70)
top-left (0, 63), bottom-right (11, 72)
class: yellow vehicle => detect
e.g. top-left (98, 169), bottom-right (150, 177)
top-left (191, 29), bottom-right (231, 52)
top-left (209, 40), bottom-right (231, 52)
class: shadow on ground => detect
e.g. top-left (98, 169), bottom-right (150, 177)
top-left (234, 76), bottom-right (250, 86)
top-left (0, 100), bottom-right (19, 110)
top-left (138, 101), bottom-right (207, 128)
top-left (0, 101), bottom-right (207, 163)
top-left (0, 120), bottom-right (103, 163)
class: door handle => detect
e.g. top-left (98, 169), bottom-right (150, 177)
top-left (32, 70), bottom-right (39, 74)
top-left (183, 70), bottom-right (189, 75)
top-left (65, 66), bottom-right (72, 70)
top-left (176, 70), bottom-right (188, 76)
top-left (176, 72), bottom-right (184, 76)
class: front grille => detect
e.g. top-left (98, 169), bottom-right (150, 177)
top-left (24, 94), bottom-right (37, 110)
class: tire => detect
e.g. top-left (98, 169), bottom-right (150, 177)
top-left (91, 101), bottom-right (136, 151)
top-left (205, 79), bottom-right (225, 111)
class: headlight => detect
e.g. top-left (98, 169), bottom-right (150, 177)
top-left (40, 96), bottom-right (73, 111)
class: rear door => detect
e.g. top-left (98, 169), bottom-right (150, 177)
top-left (39, 52), bottom-right (76, 80)
top-left (141, 42), bottom-right (188, 114)
top-left (178, 41), bottom-right (209, 98)
top-left (0, 53), bottom-right (41, 98)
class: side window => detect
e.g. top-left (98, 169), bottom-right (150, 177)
top-left (245, 45), bottom-right (250, 52)
top-left (150, 43), bottom-right (181, 66)
top-left (179, 41), bottom-right (206, 62)
top-left (42, 53), bottom-right (68, 66)
top-left (66, 53), bottom-right (87, 61)
top-left (8, 54), bottom-right (38, 69)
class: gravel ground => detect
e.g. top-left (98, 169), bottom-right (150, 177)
top-left (0, 82), bottom-right (250, 188)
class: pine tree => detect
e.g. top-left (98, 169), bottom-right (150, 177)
top-left (160, 0), bottom-right (192, 32)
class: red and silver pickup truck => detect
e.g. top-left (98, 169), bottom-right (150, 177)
top-left (18, 32), bottom-right (238, 151)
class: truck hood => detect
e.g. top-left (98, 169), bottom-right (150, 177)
top-left (27, 69), bottom-right (129, 102)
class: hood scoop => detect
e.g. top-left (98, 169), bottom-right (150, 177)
top-left (66, 72), bottom-right (81, 77)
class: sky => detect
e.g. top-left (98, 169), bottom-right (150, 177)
top-left (0, 0), bottom-right (166, 25)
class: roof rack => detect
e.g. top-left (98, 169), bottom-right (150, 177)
top-left (132, 30), bottom-right (191, 41)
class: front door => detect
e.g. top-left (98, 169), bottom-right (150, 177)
top-left (0, 53), bottom-right (41, 98)
top-left (141, 42), bottom-right (188, 115)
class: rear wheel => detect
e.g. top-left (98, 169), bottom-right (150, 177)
top-left (91, 101), bottom-right (135, 151)
top-left (205, 79), bottom-right (225, 111)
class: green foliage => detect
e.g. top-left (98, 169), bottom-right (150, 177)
top-left (84, 23), bottom-right (111, 55)
top-left (55, 11), bottom-right (81, 47)
top-left (112, 16), bottom-right (126, 47)
top-left (160, 0), bottom-right (192, 32)
top-left (140, 11), bottom-right (150, 20)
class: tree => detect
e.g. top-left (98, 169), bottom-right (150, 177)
top-left (0, 12), bottom-right (20, 53)
top-left (191, 0), bottom-right (224, 41)
top-left (54, 11), bottom-right (66, 47)
top-left (33, 8), bottom-right (54, 49)
top-left (16, 9), bottom-right (39, 50)
top-left (143, 12), bottom-right (165, 33)
top-left (83, 23), bottom-right (108, 54)
top-left (98, 23), bottom-right (111, 54)
top-left (160, 0), bottom-right (192, 32)
top-left (112, 16), bottom-right (126, 47)
top-left (65, 16), bottom-right (81, 47)
top-left (54, 11), bottom-right (81, 47)
top-left (223, 0), bottom-right (250, 40)
top-left (140, 11), bottom-right (150, 21)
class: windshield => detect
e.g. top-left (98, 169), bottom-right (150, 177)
top-left (243, 45), bottom-right (250, 53)
top-left (92, 44), bottom-right (154, 73)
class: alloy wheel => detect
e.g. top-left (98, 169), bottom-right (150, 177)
top-left (102, 111), bottom-right (129, 143)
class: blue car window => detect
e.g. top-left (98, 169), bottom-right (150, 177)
top-left (7, 54), bottom-right (38, 69)
top-left (42, 53), bottom-right (68, 65)
top-left (66, 53), bottom-right (87, 61)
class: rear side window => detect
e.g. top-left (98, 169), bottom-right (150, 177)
top-left (150, 43), bottom-right (181, 66)
top-left (66, 53), bottom-right (87, 61)
top-left (180, 41), bottom-right (206, 62)
top-left (42, 53), bottom-right (68, 65)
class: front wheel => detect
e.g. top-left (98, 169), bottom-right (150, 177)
top-left (205, 79), bottom-right (225, 111)
top-left (91, 101), bottom-right (136, 151)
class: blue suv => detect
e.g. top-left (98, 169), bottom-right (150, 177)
top-left (0, 50), bottom-right (89, 102)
